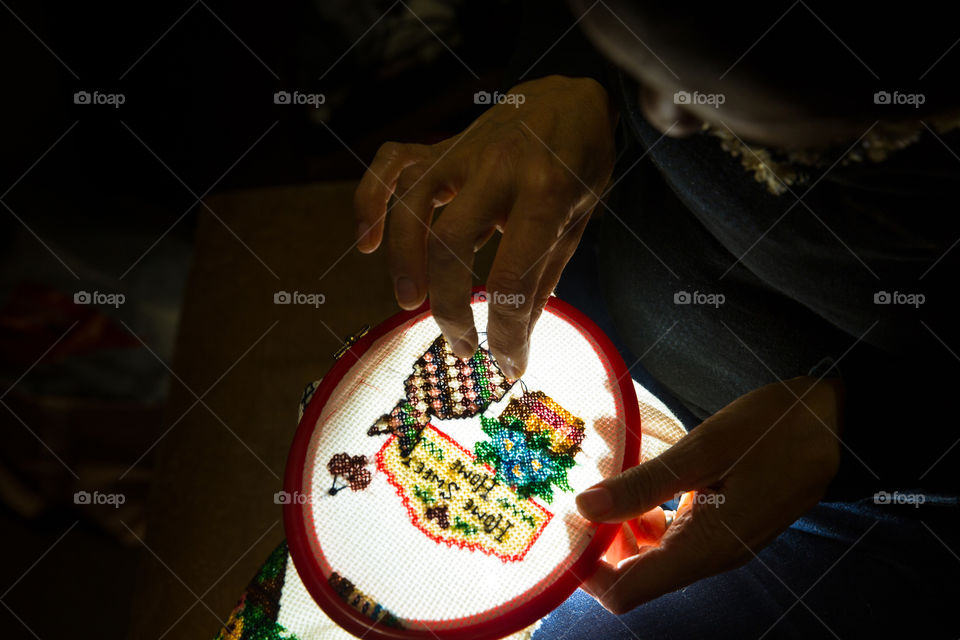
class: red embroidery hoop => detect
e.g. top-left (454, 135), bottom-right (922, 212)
top-left (284, 287), bottom-right (641, 639)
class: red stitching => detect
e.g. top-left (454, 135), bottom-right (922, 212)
top-left (375, 425), bottom-right (553, 563)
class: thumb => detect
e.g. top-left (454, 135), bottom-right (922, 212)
top-left (576, 431), bottom-right (719, 523)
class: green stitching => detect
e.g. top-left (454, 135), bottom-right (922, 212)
top-left (419, 438), bottom-right (445, 461)
top-left (472, 353), bottom-right (492, 403)
top-left (475, 414), bottom-right (577, 503)
top-left (413, 485), bottom-right (435, 504)
top-left (452, 515), bottom-right (479, 536)
top-left (495, 497), bottom-right (538, 529)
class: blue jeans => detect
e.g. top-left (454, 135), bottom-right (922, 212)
top-left (541, 223), bottom-right (960, 639)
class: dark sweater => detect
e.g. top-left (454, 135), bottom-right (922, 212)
top-left (507, 2), bottom-right (960, 501)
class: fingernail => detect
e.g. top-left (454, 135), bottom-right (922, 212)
top-left (500, 356), bottom-right (523, 379)
top-left (453, 339), bottom-right (475, 359)
top-left (577, 486), bottom-right (613, 520)
top-left (395, 277), bottom-right (418, 307)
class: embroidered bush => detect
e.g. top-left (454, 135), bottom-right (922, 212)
top-left (474, 415), bottom-right (575, 504)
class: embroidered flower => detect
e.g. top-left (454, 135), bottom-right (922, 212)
top-left (475, 415), bottom-right (575, 503)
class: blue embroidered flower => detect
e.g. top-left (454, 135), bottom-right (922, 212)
top-left (475, 415), bottom-right (575, 502)
top-left (492, 428), bottom-right (555, 484)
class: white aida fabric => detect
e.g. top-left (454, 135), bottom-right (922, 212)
top-left (632, 380), bottom-right (688, 464)
top-left (277, 378), bottom-right (688, 640)
top-left (293, 299), bottom-right (630, 631)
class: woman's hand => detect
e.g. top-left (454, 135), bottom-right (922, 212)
top-left (353, 75), bottom-right (617, 378)
top-left (577, 376), bottom-right (844, 614)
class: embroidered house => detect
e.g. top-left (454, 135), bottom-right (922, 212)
top-left (499, 390), bottom-right (586, 457)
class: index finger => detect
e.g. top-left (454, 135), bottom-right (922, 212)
top-left (426, 181), bottom-right (508, 358)
top-left (485, 192), bottom-right (569, 378)
top-left (353, 142), bottom-right (430, 253)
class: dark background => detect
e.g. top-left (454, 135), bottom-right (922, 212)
top-left (0, 2), bottom-right (519, 637)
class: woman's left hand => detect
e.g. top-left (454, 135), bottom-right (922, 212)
top-left (576, 376), bottom-right (844, 614)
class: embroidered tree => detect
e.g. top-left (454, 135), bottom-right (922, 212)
top-left (327, 453), bottom-right (371, 495)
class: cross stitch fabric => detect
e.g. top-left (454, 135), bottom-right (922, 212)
top-left (285, 294), bottom-right (637, 638)
top-left (216, 378), bottom-right (685, 640)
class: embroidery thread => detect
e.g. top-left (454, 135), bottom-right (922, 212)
top-left (407, 335), bottom-right (513, 419)
top-left (500, 391), bottom-right (586, 457)
top-left (215, 542), bottom-right (290, 640)
top-left (328, 570), bottom-right (403, 628)
top-left (368, 335), bottom-right (516, 456)
top-left (474, 391), bottom-right (585, 503)
top-left (327, 453), bottom-right (372, 495)
top-left (377, 424), bottom-right (553, 562)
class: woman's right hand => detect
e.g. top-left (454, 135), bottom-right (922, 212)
top-left (353, 74), bottom-right (617, 377)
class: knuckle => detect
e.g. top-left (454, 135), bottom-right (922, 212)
top-left (432, 300), bottom-right (470, 331)
top-left (487, 274), bottom-right (533, 316)
top-left (396, 164), bottom-right (428, 194)
top-left (530, 292), bottom-right (551, 320)
top-left (477, 137), bottom-right (523, 171)
top-left (525, 162), bottom-right (569, 192)
top-left (427, 233), bottom-right (464, 268)
top-left (523, 162), bottom-right (582, 205)
top-left (602, 587), bottom-right (638, 616)
top-left (387, 239), bottom-right (417, 272)
top-left (390, 202), bottom-right (422, 227)
top-left (429, 224), bottom-right (463, 251)
top-left (679, 429), bottom-right (726, 483)
top-left (487, 270), bottom-right (530, 299)
top-left (376, 140), bottom-right (404, 161)
top-left (616, 465), bottom-right (656, 510)
top-left (678, 507), bottom-right (744, 564)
